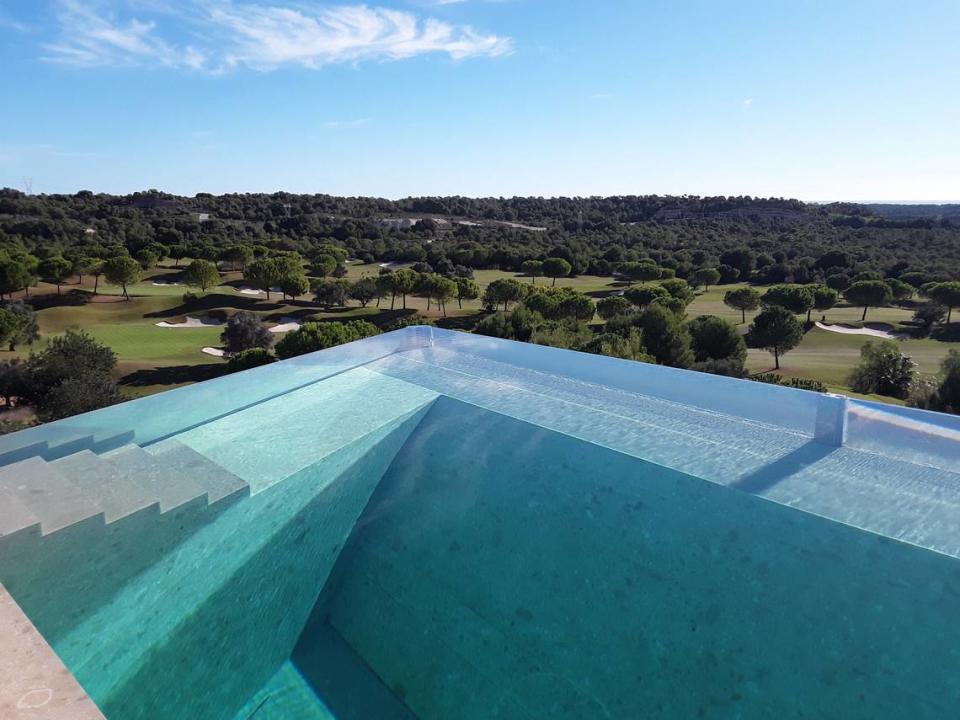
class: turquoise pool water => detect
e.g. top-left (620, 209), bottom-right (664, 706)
top-left (1, 328), bottom-right (959, 719)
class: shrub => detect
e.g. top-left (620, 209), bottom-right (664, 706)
top-left (474, 307), bottom-right (538, 342)
top-left (382, 314), bottom-right (434, 332)
top-left (691, 358), bottom-right (748, 378)
top-left (751, 373), bottom-right (828, 393)
top-left (274, 320), bottom-right (380, 360)
top-left (228, 348), bottom-right (276, 372)
top-left (906, 376), bottom-right (942, 410)
top-left (848, 340), bottom-right (915, 398)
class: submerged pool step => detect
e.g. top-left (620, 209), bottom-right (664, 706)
top-left (103, 444), bottom-right (211, 513)
top-left (144, 439), bottom-right (250, 505)
top-left (0, 490), bottom-right (41, 539)
top-left (0, 456), bottom-right (105, 534)
top-left (52, 450), bottom-right (161, 523)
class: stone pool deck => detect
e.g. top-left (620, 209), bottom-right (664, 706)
top-left (0, 586), bottom-right (103, 719)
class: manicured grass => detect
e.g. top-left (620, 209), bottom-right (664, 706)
top-left (7, 269), bottom-right (959, 406)
top-left (746, 327), bottom-right (952, 385)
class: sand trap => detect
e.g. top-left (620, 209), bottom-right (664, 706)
top-left (151, 280), bottom-right (181, 286)
top-left (378, 262), bottom-right (404, 269)
top-left (238, 287), bottom-right (263, 295)
top-left (269, 317), bottom-right (302, 333)
top-left (155, 316), bottom-right (224, 328)
top-left (815, 322), bottom-right (909, 340)
top-left (202, 347), bottom-right (227, 357)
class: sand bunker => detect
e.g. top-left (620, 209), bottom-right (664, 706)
top-left (815, 322), bottom-right (909, 340)
top-left (155, 316), bottom-right (224, 328)
top-left (268, 317), bottom-right (302, 333)
top-left (202, 347), bottom-right (227, 357)
top-left (237, 287), bottom-right (263, 295)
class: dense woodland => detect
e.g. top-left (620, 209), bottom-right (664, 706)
top-left (2, 189), bottom-right (960, 283)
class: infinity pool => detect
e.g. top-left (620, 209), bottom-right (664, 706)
top-left (1, 327), bottom-right (959, 719)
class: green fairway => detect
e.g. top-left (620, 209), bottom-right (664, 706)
top-left (4, 268), bottom-right (957, 406)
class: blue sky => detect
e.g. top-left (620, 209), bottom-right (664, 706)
top-left (1, 0), bottom-right (958, 201)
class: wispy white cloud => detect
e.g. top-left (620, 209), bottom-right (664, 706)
top-left (0, 14), bottom-right (31, 33)
top-left (43, 0), bottom-right (204, 68)
top-left (743, 98), bottom-right (754, 107)
top-left (41, 0), bottom-right (512, 71)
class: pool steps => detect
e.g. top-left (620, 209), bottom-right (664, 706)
top-left (0, 439), bottom-right (249, 541)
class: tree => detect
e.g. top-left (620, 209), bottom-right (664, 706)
top-left (39, 256), bottom-right (73, 295)
top-left (0, 260), bottom-right (31, 299)
top-left (349, 278), bottom-right (379, 307)
top-left (0, 301), bottom-right (39, 351)
top-left (219, 245), bottom-right (254, 272)
top-left (723, 287), bottom-right (761, 323)
top-left (899, 271), bottom-right (929, 289)
top-left (484, 278), bottom-right (526, 311)
top-left (455, 278), bottom-right (480, 309)
top-left (245, 259), bottom-right (278, 300)
top-left (720, 247), bottom-right (755, 278)
top-left (659, 278), bottom-right (695, 310)
top-left (392, 268), bottom-right (419, 310)
top-left (168, 244), bottom-right (188, 267)
top-left (687, 315), bottom-right (746, 366)
top-left (632, 304), bottom-right (694, 368)
top-left (748, 306), bottom-right (804, 370)
top-left (431, 276), bottom-right (458, 317)
top-left (936, 350), bottom-right (960, 412)
top-left (89, 259), bottom-right (105, 293)
top-left (311, 254), bottom-right (337, 278)
top-left (913, 302), bottom-right (947, 335)
top-left (314, 279), bottom-right (350, 308)
top-left (26, 328), bottom-right (121, 421)
top-left (274, 320), bottom-right (380, 360)
top-left (625, 285), bottom-right (671, 309)
top-left (377, 272), bottom-right (398, 310)
top-left (134, 248), bottom-right (159, 270)
top-left (620, 260), bottom-right (659, 286)
top-left (597, 295), bottom-right (633, 320)
top-left (848, 340), bottom-right (915, 399)
top-left (762, 284), bottom-right (814, 319)
top-left (277, 270), bottom-right (309, 301)
top-left (810, 285), bottom-right (839, 321)
top-left (521, 260), bottom-right (543, 284)
top-left (0, 359), bottom-right (30, 408)
top-left (928, 282), bottom-right (960, 323)
top-left (692, 267), bottom-right (721, 290)
top-left (844, 280), bottom-right (893, 321)
top-left (717, 265), bottom-right (741, 284)
top-left (825, 273), bottom-right (851, 291)
top-left (885, 278), bottom-right (914, 304)
top-left (220, 311), bottom-right (272, 353)
top-left (524, 287), bottom-right (592, 320)
top-left (557, 292), bottom-right (596, 321)
top-left (72, 256), bottom-right (96, 286)
top-left (103, 256), bottom-right (142, 300)
top-left (182, 259), bottom-right (221, 292)
top-left (541, 257), bottom-right (572, 286)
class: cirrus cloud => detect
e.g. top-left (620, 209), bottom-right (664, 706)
top-left (41, 0), bottom-right (513, 71)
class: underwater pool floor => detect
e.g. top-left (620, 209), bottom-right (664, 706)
top-left (3, 346), bottom-right (960, 719)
